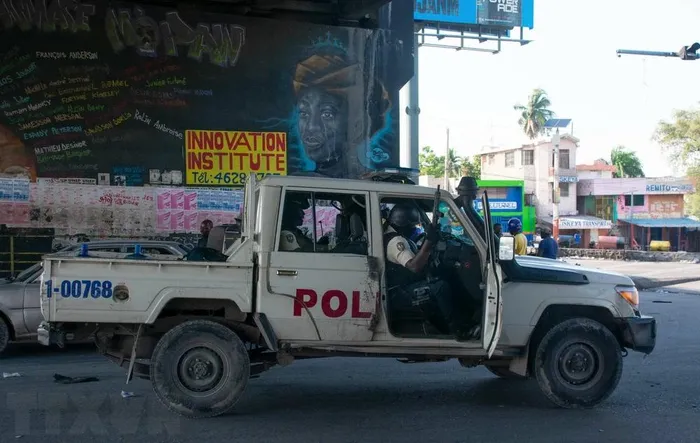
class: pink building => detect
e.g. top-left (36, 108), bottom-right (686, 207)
top-left (577, 175), bottom-right (700, 250)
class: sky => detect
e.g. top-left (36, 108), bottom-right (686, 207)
top-left (408, 0), bottom-right (700, 177)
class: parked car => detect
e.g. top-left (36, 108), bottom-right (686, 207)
top-left (0, 240), bottom-right (189, 355)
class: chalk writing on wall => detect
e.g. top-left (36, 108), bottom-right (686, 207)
top-left (0, 2), bottom-right (401, 183)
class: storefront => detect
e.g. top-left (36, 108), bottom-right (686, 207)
top-left (476, 180), bottom-right (536, 240)
top-left (539, 215), bottom-right (612, 247)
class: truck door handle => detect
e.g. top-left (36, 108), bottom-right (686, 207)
top-left (277, 269), bottom-right (298, 277)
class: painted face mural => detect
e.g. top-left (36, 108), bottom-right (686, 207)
top-left (0, 7), bottom-right (400, 184)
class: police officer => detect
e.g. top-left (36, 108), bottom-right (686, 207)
top-left (279, 198), bottom-right (314, 252)
top-left (384, 203), bottom-right (461, 335)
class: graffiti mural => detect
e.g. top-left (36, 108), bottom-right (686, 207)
top-left (0, 0), bottom-right (401, 184)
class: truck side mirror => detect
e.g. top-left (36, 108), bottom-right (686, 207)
top-left (498, 236), bottom-right (515, 261)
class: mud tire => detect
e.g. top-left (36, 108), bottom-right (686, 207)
top-left (150, 319), bottom-right (250, 418)
top-left (534, 318), bottom-right (622, 409)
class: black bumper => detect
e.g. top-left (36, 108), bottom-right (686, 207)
top-left (618, 315), bottom-right (656, 354)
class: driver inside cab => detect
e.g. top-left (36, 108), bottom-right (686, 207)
top-left (279, 198), bottom-right (314, 252)
top-left (384, 203), bottom-right (464, 336)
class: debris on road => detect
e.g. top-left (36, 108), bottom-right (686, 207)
top-left (53, 374), bottom-right (99, 384)
top-left (2, 372), bottom-right (21, 378)
top-left (120, 390), bottom-right (138, 398)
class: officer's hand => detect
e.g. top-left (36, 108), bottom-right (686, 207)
top-left (424, 224), bottom-right (440, 243)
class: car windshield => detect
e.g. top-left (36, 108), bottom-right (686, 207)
top-left (12, 263), bottom-right (42, 283)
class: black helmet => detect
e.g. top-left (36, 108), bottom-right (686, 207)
top-left (388, 203), bottom-right (420, 229)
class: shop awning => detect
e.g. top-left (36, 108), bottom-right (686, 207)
top-left (618, 218), bottom-right (700, 228)
top-left (539, 216), bottom-right (612, 230)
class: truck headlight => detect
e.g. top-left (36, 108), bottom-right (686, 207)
top-left (616, 285), bottom-right (639, 308)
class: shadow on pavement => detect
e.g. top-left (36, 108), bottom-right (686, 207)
top-left (236, 375), bottom-right (554, 417)
top-left (0, 342), bottom-right (95, 359)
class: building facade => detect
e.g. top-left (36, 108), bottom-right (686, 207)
top-left (577, 176), bottom-right (700, 250)
top-left (480, 134), bottom-right (580, 221)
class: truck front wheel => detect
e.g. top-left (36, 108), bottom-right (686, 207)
top-left (534, 318), bottom-right (622, 409)
top-left (150, 319), bottom-right (251, 418)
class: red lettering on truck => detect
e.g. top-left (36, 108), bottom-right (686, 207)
top-left (294, 289), bottom-right (373, 318)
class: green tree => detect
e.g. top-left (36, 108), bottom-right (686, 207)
top-left (513, 88), bottom-right (555, 140)
top-left (655, 106), bottom-right (700, 168)
top-left (461, 155), bottom-right (482, 179)
top-left (419, 146), bottom-right (465, 178)
top-left (654, 106), bottom-right (700, 217)
top-left (610, 146), bottom-right (645, 178)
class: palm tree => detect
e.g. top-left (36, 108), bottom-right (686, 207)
top-left (611, 146), bottom-right (645, 178)
top-left (445, 148), bottom-right (463, 178)
top-left (514, 88), bottom-right (555, 140)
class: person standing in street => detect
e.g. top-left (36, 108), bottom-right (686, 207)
top-left (197, 219), bottom-right (214, 248)
top-left (507, 218), bottom-right (527, 256)
top-left (537, 228), bottom-right (559, 259)
top-left (493, 223), bottom-right (502, 238)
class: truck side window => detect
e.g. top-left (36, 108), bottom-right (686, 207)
top-left (278, 190), bottom-right (368, 255)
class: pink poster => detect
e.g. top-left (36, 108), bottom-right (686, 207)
top-left (171, 189), bottom-right (185, 210)
top-left (184, 211), bottom-right (198, 232)
top-left (184, 191), bottom-right (197, 210)
top-left (157, 212), bottom-right (172, 231)
top-left (171, 210), bottom-right (185, 231)
top-left (157, 190), bottom-right (172, 210)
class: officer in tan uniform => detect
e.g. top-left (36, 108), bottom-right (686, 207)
top-left (384, 203), bottom-right (462, 336)
top-left (279, 198), bottom-right (314, 252)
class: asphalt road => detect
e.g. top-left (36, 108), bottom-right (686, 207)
top-left (0, 291), bottom-right (697, 443)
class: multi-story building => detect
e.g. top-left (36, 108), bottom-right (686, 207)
top-left (577, 176), bottom-right (700, 250)
top-left (480, 135), bottom-right (580, 220)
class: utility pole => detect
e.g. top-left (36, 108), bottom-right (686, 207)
top-left (544, 118), bottom-right (571, 242)
top-left (552, 129), bottom-right (561, 241)
top-left (444, 127), bottom-right (450, 191)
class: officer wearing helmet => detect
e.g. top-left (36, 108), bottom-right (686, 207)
top-left (508, 218), bottom-right (528, 256)
top-left (384, 203), bottom-right (462, 336)
top-left (279, 197), bottom-right (314, 252)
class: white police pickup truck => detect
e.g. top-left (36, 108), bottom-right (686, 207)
top-left (38, 173), bottom-right (656, 418)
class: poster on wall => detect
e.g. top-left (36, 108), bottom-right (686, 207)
top-left (155, 188), bottom-right (242, 233)
top-left (0, 1), bottom-right (401, 185)
top-left (0, 177), bottom-right (30, 225)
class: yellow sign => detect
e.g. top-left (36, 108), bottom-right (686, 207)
top-left (185, 130), bottom-right (288, 186)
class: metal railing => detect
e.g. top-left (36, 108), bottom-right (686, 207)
top-left (0, 234), bottom-right (55, 278)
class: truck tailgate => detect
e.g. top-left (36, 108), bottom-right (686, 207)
top-left (40, 257), bottom-right (254, 324)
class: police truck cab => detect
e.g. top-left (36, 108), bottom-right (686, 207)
top-left (38, 173), bottom-right (656, 418)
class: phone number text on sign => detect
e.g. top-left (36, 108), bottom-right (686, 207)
top-left (189, 172), bottom-right (281, 186)
top-left (185, 130), bottom-right (288, 186)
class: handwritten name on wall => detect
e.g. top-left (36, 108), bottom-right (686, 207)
top-left (0, 0), bottom-right (246, 67)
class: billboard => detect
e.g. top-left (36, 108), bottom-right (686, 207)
top-left (414, 0), bottom-right (534, 29)
top-left (0, 1), bottom-right (403, 185)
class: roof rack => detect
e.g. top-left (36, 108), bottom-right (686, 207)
top-left (360, 168), bottom-right (419, 185)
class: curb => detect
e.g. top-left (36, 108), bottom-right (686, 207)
top-left (631, 276), bottom-right (700, 291)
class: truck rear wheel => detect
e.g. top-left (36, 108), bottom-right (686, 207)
top-left (150, 319), bottom-right (250, 418)
top-left (534, 318), bottom-right (622, 409)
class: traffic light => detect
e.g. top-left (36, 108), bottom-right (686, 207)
top-left (678, 42), bottom-right (700, 60)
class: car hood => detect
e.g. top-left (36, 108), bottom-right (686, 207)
top-left (514, 256), bottom-right (634, 286)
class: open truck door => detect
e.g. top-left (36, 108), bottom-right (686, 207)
top-left (480, 191), bottom-right (503, 357)
top-left (244, 173), bottom-right (258, 238)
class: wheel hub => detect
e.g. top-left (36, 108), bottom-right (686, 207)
top-left (558, 343), bottom-right (599, 386)
top-left (177, 347), bottom-right (224, 393)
